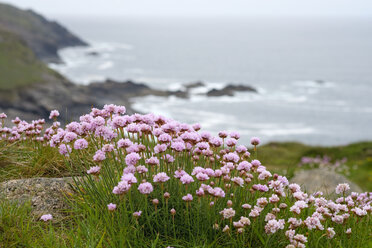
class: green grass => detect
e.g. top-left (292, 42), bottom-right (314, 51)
top-left (0, 28), bottom-right (55, 90)
top-left (1, 140), bottom-right (371, 191)
top-left (257, 142), bottom-right (372, 191)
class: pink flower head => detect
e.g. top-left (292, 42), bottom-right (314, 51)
top-left (218, 131), bottom-right (228, 138)
top-left (335, 183), bottom-right (350, 194)
top-left (87, 166), bottom-right (101, 175)
top-left (230, 131), bottom-right (240, 140)
top-left (40, 214), bottom-right (53, 222)
top-left (171, 141), bottom-right (186, 152)
top-left (138, 182), bottom-right (153, 195)
top-left (196, 172), bottom-right (209, 181)
top-left (74, 138), bottom-right (88, 150)
top-left (180, 174), bottom-right (194, 184)
top-left (153, 172), bottom-right (170, 183)
top-left (121, 173), bottom-right (138, 184)
top-left (182, 193), bottom-right (193, 202)
top-left (58, 144), bottom-right (71, 156)
top-left (133, 211), bottom-right (142, 218)
top-left (146, 156), bottom-right (160, 166)
top-left (220, 208), bottom-right (236, 219)
top-left (113, 181), bottom-right (131, 195)
top-left (231, 177), bottom-right (244, 187)
top-left (107, 203), bottom-right (117, 211)
top-left (125, 152), bottom-right (141, 166)
top-left (49, 110), bottom-right (59, 119)
top-left (136, 165), bottom-right (148, 174)
top-left (93, 150), bottom-right (106, 162)
top-left (250, 137), bottom-right (260, 146)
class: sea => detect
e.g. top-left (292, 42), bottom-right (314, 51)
top-left (49, 16), bottom-right (372, 146)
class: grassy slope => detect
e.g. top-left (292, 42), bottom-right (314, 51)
top-left (0, 28), bottom-right (51, 90)
top-left (258, 142), bottom-right (372, 191)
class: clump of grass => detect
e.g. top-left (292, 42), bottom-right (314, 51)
top-left (0, 198), bottom-right (76, 247)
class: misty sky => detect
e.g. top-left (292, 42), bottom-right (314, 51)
top-left (4, 0), bottom-right (372, 18)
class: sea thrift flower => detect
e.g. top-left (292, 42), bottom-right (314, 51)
top-left (180, 174), bottom-right (194, 184)
top-left (170, 208), bottom-right (176, 215)
top-left (74, 138), bottom-right (88, 150)
top-left (107, 203), bottom-right (117, 211)
top-left (264, 219), bottom-right (285, 234)
top-left (125, 152), bottom-right (141, 166)
top-left (49, 110), bottom-right (59, 119)
top-left (121, 173), bottom-right (138, 184)
top-left (113, 181), bottom-right (131, 195)
top-left (133, 211), bottom-right (142, 218)
top-left (93, 150), bottom-right (106, 162)
top-left (220, 208), bottom-right (236, 219)
top-left (345, 228), bottom-right (352, 234)
top-left (218, 131), bottom-right (228, 138)
top-left (182, 194), bottom-right (193, 202)
top-left (153, 172), bottom-right (170, 183)
top-left (40, 214), bottom-right (53, 222)
top-left (58, 144), bottom-right (71, 156)
top-left (250, 137), bottom-right (260, 146)
top-left (335, 183), bottom-right (350, 194)
top-left (326, 227), bottom-right (336, 239)
top-left (87, 166), bottom-right (101, 175)
top-left (222, 225), bottom-right (230, 233)
top-left (242, 204), bottom-right (252, 209)
top-left (231, 177), bottom-right (244, 187)
top-left (138, 182), bottom-right (153, 195)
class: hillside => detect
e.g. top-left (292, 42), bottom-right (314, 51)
top-left (0, 28), bottom-right (59, 90)
top-left (0, 2), bottom-right (87, 63)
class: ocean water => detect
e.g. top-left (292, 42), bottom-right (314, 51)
top-left (50, 17), bottom-right (372, 146)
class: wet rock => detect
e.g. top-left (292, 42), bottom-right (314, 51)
top-left (290, 168), bottom-right (362, 196)
top-left (183, 81), bottom-right (205, 90)
top-left (206, 84), bottom-right (257, 97)
top-left (0, 177), bottom-right (76, 217)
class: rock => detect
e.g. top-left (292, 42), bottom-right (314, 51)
top-left (206, 84), bottom-right (257, 97)
top-left (290, 168), bottom-right (362, 196)
top-left (183, 81), bottom-right (205, 90)
top-left (86, 51), bottom-right (99, 56)
top-left (0, 177), bottom-right (76, 217)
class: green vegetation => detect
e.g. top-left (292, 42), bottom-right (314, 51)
top-left (257, 142), bottom-right (372, 191)
top-left (0, 28), bottom-right (54, 90)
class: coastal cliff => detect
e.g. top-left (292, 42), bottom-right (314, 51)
top-left (0, 2), bottom-right (87, 63)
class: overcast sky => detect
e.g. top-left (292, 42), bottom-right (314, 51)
top-left (4, 0), bottom-right (372, 18)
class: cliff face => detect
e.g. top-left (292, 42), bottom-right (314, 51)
top-left (0, 2), bottom-right (87, 63)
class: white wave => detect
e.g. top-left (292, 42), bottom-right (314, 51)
top-left (292, 80), bottom-right (336, 88)
top-left (98, 61), bottom-right (114, 70)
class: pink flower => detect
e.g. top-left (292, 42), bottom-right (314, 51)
top-left (133, 211), bottom-right (142, 218)
top-left (40, 214), bottom-right (53, 222)
top-left (196, 172), bottom-right (209, 181)
top-left (250, 137), bottom-right (260, 146)
top-left (58, 144), bottom-right (71, 156)
top-left (49, 110), bottom-right (59, 119)
top-left (180, 174), bottom-right (194, 184)
top-left (219, 208), bottom-right (235, 219)
top-left (335, 183), bottom-right (350, 194)
top-left (182, 194), bottom-right (193, 202)
top-left (113, 181), bottom-right (131, 195)
top-left (74, 138), bottom-right (88, 150)
top-left (107, 203), bottom-right (117, 211)
top-left (153, 172), bottom-right (170, 183)
top-left (125, 152), bottom-right (141, 166)
top-left (87, 166), bottom-right (101, 175)
top-left (138, 182), bottom-right (153, 195)
top-left (231, 177), bottom-right (244, 187)
top-left (93, 150), bottom-right (106, 162)
top-left (121, 173), bottom-right (138, 184)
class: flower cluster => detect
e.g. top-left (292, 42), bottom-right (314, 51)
top-left (1, 105), bottom-right (371, 247)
